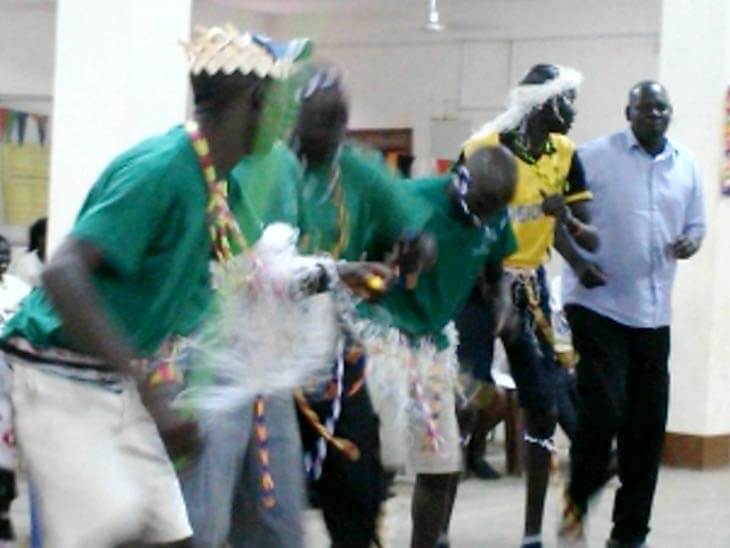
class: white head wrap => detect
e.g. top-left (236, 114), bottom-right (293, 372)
top-left (469, 65), bottom-right (583, 142)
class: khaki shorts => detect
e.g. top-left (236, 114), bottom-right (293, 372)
top-left (364, 325), bottom-right (461, 475)
top-left (10, 360), bottom-right (191, 547)
top-left (405, 341), bottom-right (461, 475)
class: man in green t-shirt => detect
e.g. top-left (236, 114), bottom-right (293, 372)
top-left (361, 147), bottom-right (517, 548)
top-left (223, 66), bottom-right (434, 548)
top-left (294, 72), bottom-right (440, 548)
top-left (0, 26), bottom-right (309, 548)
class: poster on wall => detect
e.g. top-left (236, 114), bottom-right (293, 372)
top-left (0, 108), bottom-right (50, 227)
top-left (722, 86), bottom-right (730, 195)
top-left (1, 143), bottom-right (49, 225)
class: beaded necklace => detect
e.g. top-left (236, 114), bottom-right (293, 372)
top-left (185, 120), bottom-right (249, 260)
top-left (299, 162), bottom-right (349, 259)
top-left (505, 130), bottom-right (566, 195)
top-left (507, 129), bottom-right (555, 166)
top-left (185, 120), bottom-right (276, 509)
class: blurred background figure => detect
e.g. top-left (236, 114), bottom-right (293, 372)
top-left (0, 236), bottom-right (31, 322)
top-left (9, 218), bottom-right (47, 288)
top-left (0, 234), bottom-right (32, 548)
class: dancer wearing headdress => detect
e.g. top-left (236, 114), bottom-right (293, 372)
top-left (0, 23), bottom-right (308, 547)
top-left (461, 63), bottom-right (602, 548)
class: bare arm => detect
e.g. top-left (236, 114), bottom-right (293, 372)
top-left (553, 223), bottom-right (607, 289)
top-left (564, 199), bottom-right (600, 252)
top-left (478, 262), bottom-right (515, 338)
top-left (541, 194), bottom-right (600, 252)
top-left (42, 237), bottom-right (137, 376)
top-left (44, 237), bottom-right (200, 460)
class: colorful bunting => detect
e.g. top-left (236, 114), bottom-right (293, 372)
top-left (0, 108), bottom-right (49, 146)
top-left (722, 87), bottom-right (730, 195)
top-left (0, 110), bottom-right (7, 139)
top-left (4, 111), bottom-right (16, 142)
top-left (15, 112), bottom-right (27, 145)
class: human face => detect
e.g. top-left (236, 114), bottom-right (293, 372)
top-left (627, 83), bottom-right (672, 144)
top-left (295, 88), bottom-right (348, 166)
top-left (542, 89), bottom-right (577, 134)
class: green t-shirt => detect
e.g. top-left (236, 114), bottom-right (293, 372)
top-left (294, 145), bottom-right (430, 260)
top-left (227, 141), bottom-right (300, 246)
top-left (229, 143), bottom-right (431, 261)
top-left (3, 126), bottom-right (213, 356)
top-left (364, 175), bottom-right (517, 349)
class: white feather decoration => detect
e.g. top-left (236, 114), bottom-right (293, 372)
top-left (176, 223), bottom-right (350, 419)
top-left (468, 65), bottom-right (583, 143)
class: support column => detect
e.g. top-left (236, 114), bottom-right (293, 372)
top-left (47, 0), bottom-right (193, 251)
top-left (660, 0), bottom-right (730, 468)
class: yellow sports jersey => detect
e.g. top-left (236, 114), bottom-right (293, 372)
top-left (463, 131), bottom-right (591, 268)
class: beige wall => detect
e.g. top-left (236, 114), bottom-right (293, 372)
top-left (269, 0), bottom-right (661, 170)
top-left (660, 0), bottom-right (730, 436)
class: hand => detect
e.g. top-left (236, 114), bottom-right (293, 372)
top-left (671, 235), bottom-right (700, 259)
top-left (138, 383), bottom-right (200, 467)
top-left (296, 263), bottom-right (330, 296)
top-left (540, 190), bottom-right (568, 221)
top-left (575, 260), bottom-right (607, 289)
top-left (336, 261), bottom-right (394, 301)
top-left (387, 233), bottom-right (438, 290)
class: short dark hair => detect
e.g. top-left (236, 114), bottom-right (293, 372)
top-left (519, 64), bottom-right (560, 86)
top-left (28, 217), bottom-right (47, 252)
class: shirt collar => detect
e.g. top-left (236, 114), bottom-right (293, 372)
top-left (624, 128), bottom-right (676, 159)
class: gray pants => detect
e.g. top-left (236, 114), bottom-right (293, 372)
top-left (182, 393), bottom-right (305, 548)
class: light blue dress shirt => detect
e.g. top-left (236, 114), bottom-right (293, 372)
top-left (562, 128), bottom-right (706, 328)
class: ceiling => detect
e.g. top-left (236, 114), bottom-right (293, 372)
top-left (0, 0), bottom-right (53, 11)
top-left (208, 0), bottom-right (406, 14)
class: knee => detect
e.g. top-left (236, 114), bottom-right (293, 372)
top-left (525, 409), bottom-right (557, 440)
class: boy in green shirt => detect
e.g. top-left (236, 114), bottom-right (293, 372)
top-left (362, 147), bottom-right (517, 548)
top-left (1, 25), bottom-right (308, 548)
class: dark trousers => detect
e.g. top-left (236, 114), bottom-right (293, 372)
top-left (566, 305), bottom-right (670, 545)
top-left (301, 386), bottom-right (387, 547)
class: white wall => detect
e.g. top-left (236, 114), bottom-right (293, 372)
top-left (0, 3), bottom-right (55, 97)
top-left (269, 0), bottom-right (661, 169)
top-left (192, 0), bottom-right (270, 34)
top-left (0, 2), bottom-right (55, 113)
top-left (0, 0), bottom-right (271, 109)
top-left (47, 0), bottom-right (193, 251)
top-left (659, 0), bottom-right (730, 436)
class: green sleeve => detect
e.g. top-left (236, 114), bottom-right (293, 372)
top-left (342, 147), bottom-right (432, 252)
top-left (71, 160), bottom-right (172, 277)
top-left (257, 145), bottom-right (300, 227)
top-left (227, 177), bottom-right (264, 246)
top-left (227, 142), bottom-right (301, 246)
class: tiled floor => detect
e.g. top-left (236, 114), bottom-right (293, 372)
top-left (305, 459), bottom-right (730, 547)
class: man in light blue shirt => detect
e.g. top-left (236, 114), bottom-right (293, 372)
top-left (558, 81), bottom-right (706, 548)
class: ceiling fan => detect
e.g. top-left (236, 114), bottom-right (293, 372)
top-left (420, 0), bottom-right (501, 34)
top-left (425, 0), bottom-right (446, 32)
